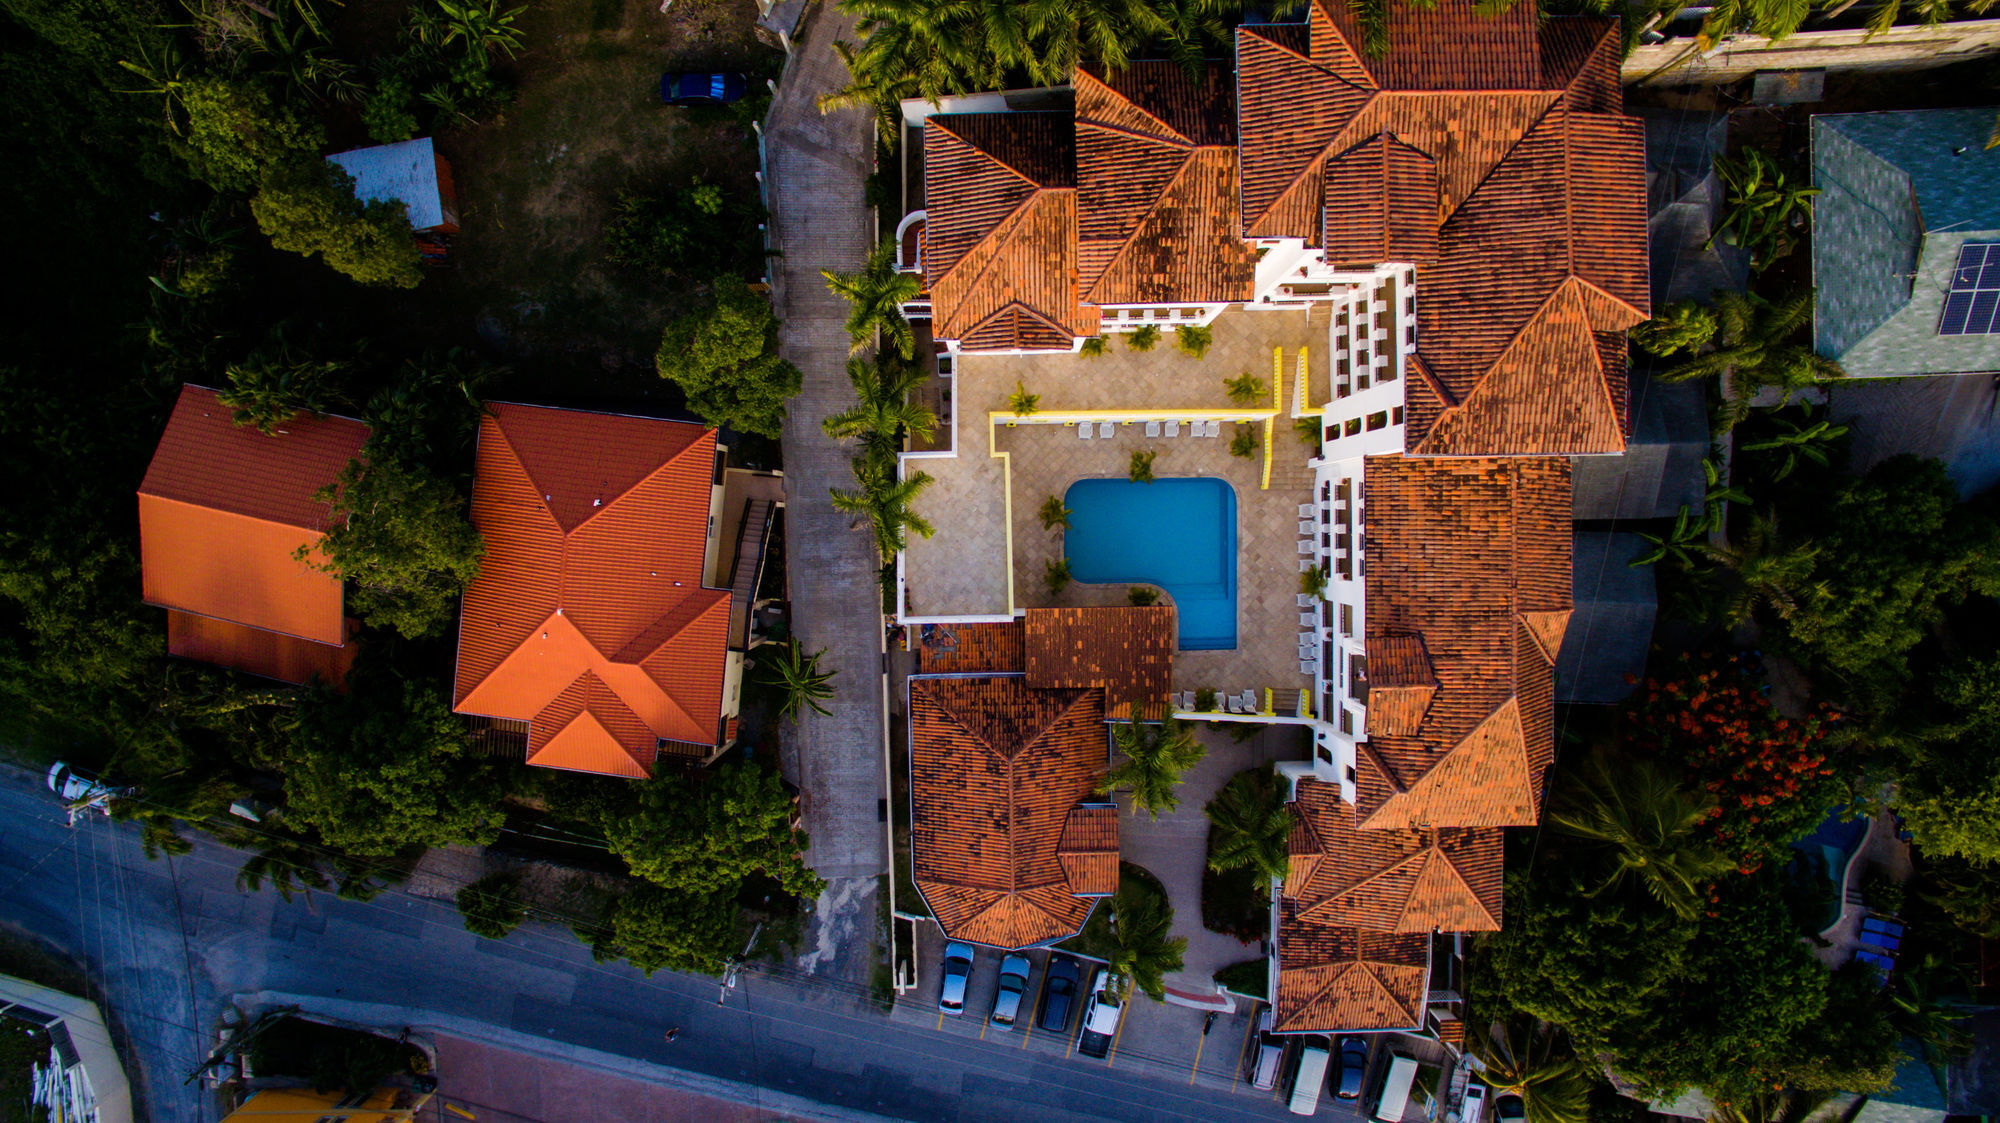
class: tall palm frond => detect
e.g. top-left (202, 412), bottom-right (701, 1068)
top-left (1549, 750), bottom-right (1735, 919)
top-left (821, 239), bottom-right (923, 357)
top-left (1204, 769), bottom-right (1292, 882)
top-left (1099, 714), bottom-right (1206, 819)
top-left (1469, 1020), bottom-right (1593, 1123)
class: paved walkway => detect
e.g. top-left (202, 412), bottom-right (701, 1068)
top-left (1115, 724), bottom-right (1313, 1001)
top-left (766, 3), bottom-right (885, 899)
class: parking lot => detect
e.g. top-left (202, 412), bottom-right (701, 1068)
top-left (893, 923), bottom-right (1455, 1118)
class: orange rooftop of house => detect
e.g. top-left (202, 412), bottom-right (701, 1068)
top-left (137, 384), bottom-right (367, 685)
top-left (453, 403), bottom-right (734, 779)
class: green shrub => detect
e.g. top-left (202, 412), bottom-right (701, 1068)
top-left (1224, 372), bottom-right (1264, 406)
top-left (1128, 324), bottom-right (1160, 352)
top-left (1080, 337), bottom-right (1107, 358)
top-left (457, 872), bottom-right (528, 938)
top-left (1007, 381), bottom-right (1040, 415)
top-left (1039, 495), bottom-right (1070, 530)
top-left (1229, 424), bottom-right (1259, 459)
top-left (1129, 449), bottom-right (1157, 483)
top-left (1194, 687), bottom-right (1217, 712)
top-left (1213, 958), bottom-right (1268, 999)
top-left (1176, 324), bottom-right (1212, 358)
top-left (1128, 586), bottom-right (1158, 606)
top-left (1044, 558), bottom-right (1071, 595)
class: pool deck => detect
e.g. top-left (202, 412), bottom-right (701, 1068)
top-left (901, 305), bottom-right (1325, 697)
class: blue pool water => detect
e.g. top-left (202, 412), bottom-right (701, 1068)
top-left (1063, 477), bottom-right (1237, 649)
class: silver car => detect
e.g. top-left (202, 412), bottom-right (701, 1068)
top-left (989, 955), bottom-right (1031, 1028)
top-left (938, 942), bottom-right (974, 1015)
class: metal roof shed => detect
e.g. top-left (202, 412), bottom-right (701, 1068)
top-left (325, 136), bottom-right (460, 234)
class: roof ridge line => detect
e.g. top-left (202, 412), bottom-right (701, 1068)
top-left (1081, 149), bottom-right (1202, 302)
top-left (930, 118), bottom-right (1050, 192)
top-left (936, 190), bottom-right (1068, 330)
top-left (1076, 70), bottom-right (1194, 146)
top-left (1434, 91), bottom-right (1564, 224)
top-left (1238, 22), bottom-right (1319, 66)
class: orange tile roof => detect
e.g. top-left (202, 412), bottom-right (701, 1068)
top-left (910, 677), bottom-right (1113, 948)
top-left (913, 620), bottom-right (1026, 674)
top-left (1274, 924), bottom-right (1431, 1033)
top-left (138, 384), bottom-right (369, 680)
top-left (1284, 779), bottom-right (1501, 933)
top-left (165, 610), bottom-right (357, 687)
top-left (1023, 606), bottom-right (1176, 708)
top-left (1357, 455), bottom-right (1571, 830)
top-left (1075, 65), bottom-right (1256, 306)
top-left (925, 114), bottom-right (1100, 351)
top-left (453, 403), bottom-right (729, 778)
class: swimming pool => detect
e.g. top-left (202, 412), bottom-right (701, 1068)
top-left (1063, 477), bottom-right (1237, 649)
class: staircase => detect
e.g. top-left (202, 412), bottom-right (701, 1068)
top-left (728, 499), bottom-right (775, 648)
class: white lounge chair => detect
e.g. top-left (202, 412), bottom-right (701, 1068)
top-left (1205, 420), bottom-right (1222, 437)
top-left (1180, 691), bottom-right (1195, 711)
top-left (1079, 422), bottom-right (1093, 439)
top-left (1299, 559), bottom-right (1315, 572)
top-left (1300, 611), bottom-right (1317, 628)
top-left (1297, 593), bottom-right (1317, 608)
top-left (1099, 421), bottom-right (1113, 438)
top-left (1298, 503), bottom-right (1315, 518)
top-left (1240, 690), bottom-right (1259, 711)
top-left (1145, 420), bottom-right (1161, 437)
top-left (1301, 660), bottom-right (1318, 676)
top-left (1225, 697), bottom-right (1244, 714)
top-left (1298, 520), bottom-right (1315, 535)
top-left (1165, 420), bottom-right (1180, 437)
top-left (1297, 540), bottom-right (1315, 556)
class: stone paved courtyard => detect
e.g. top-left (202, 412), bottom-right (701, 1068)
top-left (903, 306), bottom-right (1330, 709)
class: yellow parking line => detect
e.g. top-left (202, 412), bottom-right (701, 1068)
top-left (1189, 1027), bottom-right (1208, 1085)
top-left (1231, 1015), bottom-right (1257, 1092)
top-left (936, 1013), bottom-right (944, 1031)
top-left (1105, 1001), bottom-right (1131, 1067)
top-left (979, 1018), bottom-right (989, 1042)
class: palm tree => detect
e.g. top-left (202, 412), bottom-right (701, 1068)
top-left (1632, 505), bottom-right (1713, 569)
top-left (822, 357), bottom-right (936, 461)
top-left (1548, 750), bottom-right (1735, 919)
top-left (822, 239), bottom-right (923, 358)
top-left (236, 835), bottom-right (334, 902)
top-left (1697, 512), bottom-right (1825, 624)
top-left (1707, 150), bottom-right (1819, 274)
top-left (1153, 0), bottom-right (1233, 80)
top-left (1099, 713), bottom-right (1207, 819)
top-left (1469, 1020), bottom-right (1593, 1123)
top-left (1632, 300), bottom-right (1719, 358)
top-left (1204, 769), bottom-right (1292, 883)
top-left (1741, 407), bottom-right (1849, 481)
top-left (831, 458), bottom-right (936, 561)
top-left (762, 644), bottom-right (837, 719)
top-left (420, 0), bottom-right (529, 60)
top-left (1039, 495), bottom-right (1071, 531)
top-left (1655, 289), bottom-right (1844, 430)
top-left (1708, 1089), bottom-right (1835, 1123)
top-left (1026, 0), bottom-right (1168, 75)
top-left (1101, 871), bottom-right (1187, 1001)
top-left (1888, 952), bottom-right (1973, 1089)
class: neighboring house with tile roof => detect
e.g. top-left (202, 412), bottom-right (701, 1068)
top-left (452, 403), bottom-right (747, 778)
top-left (907, 676), bottom-right (1116, 948)
top-left (1812, 108), bottom-right (2000, 378)
top-left (138, 384), bottom-right (368, 686)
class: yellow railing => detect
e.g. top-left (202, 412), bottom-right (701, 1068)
top-left (992, 408), bottom-right (1278, 425)
top-left (1261, 348), bottom-right (1280, 489)
top-left (1295, 346), bottom-right (1321, 417)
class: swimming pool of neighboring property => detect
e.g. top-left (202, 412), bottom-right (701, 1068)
top-left (1063, 477), bottom-right (1237, 649)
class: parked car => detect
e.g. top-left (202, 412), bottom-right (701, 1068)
top-left (1249, 1008), bottom-right (1285, 1092)
top-left (45, 762), bottom-right (123, 818)
top-left (989, 955), bottom-right (1031, 1028)
top-left (659, 72), bottom-right (748, 106)
top-left (1495, 1094), bottom-right (1526, 1123)
top-left (1335, 1035), bottom-right (1371, 1099)
top-left (1461, 1080), bottom-right (1490, 1123)
top-left (1287, 1035), bottom-right (1331, 1116)
top-left (1038, 956), bottom-right (1084, 1034)
top-left (938, 942), bottom-right (974, 1016)
top-left (1075, 982), bottom-right (1124, 1058)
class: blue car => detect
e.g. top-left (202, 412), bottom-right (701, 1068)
top-left (660, 72), bottom-right (749, 106)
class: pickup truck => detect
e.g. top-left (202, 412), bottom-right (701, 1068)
top-left (1075, 983), bottom-right (1123, 1059)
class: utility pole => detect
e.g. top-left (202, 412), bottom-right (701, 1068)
top-left (718, 922), bottom-right (762, 1005)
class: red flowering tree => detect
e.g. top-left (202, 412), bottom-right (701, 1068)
top-left (1623, 652), bottom-right (1845, 870)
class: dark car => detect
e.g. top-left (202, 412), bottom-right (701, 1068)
top-left (1335, 1035), bottom-right (1370, 1099)
top-left (1038, 956), bottom-right (1085, 1034)
top-left (1495, 1094), bottom-right (1527, 1123)
top-left (660, 72), bottom-right (749, 106)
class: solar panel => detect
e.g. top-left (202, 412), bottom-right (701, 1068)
top-left (1940, 242), bottom-right (2000, 336)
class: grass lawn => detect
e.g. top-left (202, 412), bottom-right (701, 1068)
top-left (426, 0), bottom-right (780, 398)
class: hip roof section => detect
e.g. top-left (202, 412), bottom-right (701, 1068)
top-left (1023, 605), bottom-right (1177, 708)
top-left (1357, 455), bottom-right (1571, 830)
top-left (453, 403), bottom-right (728, 777)
top-left (910, 677), bottom-right (1113, 948)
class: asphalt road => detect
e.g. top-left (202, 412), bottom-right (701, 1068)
top-left (0, 765), bottom-right (1317, 1123)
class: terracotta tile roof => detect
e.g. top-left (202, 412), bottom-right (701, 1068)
top-left (925, 115), bottom-right (1099, 350)
top-left (1409, 108), bottom-right (1649, 455)
top-left (1312, 0), bottom-right (1543, 91)
top-left (1366, 633), bottom-right (1437, 738)
top-left (1234, 29), bottom-right (1372, 238)
top-left (910, 678), bottom-right (1112, 948)
top-left (1075, 66), bottom-right (1256, 306)
top-left (914, 620), bottom-right (1026, 674)
top-left (1057, 804), bottom-right (1121, 896)
top-left (454, 404), bottom-right (730, 778)
top-left (1274, 923), bottom-right (1430, 1032)
top-left (1357, 455), bottom-right (1571, 830)
top-left (1284, 779), bottom-right (1501, 933)
top-left (1322, 134), bottom-right (1439, 267)
top-left (1024, 606), bottom-right (1176, 707)
top-left (138, 385), bottom-right (369, 678)
top-left (165, 610), bottom-right (357, 687)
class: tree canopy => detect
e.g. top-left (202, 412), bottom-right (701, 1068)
top-left (587, 884), bottom-right (740, 976)
top-left (251, 161), bottom-right (425, 289)
top-left (654, 275), bottom-right (802, 438)
top-left (279, 661), bottom-right (508, 857)
top-left (601, 763), bottom-right (824, 900)
top-left (306, 455), bottom-right (484, 640)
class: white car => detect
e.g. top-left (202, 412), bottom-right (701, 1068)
top-left (1075, 983), bottom-right (1123, 1058)
top-left (45, 762), bottom-right (123, 818)
top-left (989, 955), bottom-right (1031, 1028)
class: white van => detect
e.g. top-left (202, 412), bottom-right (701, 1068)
top-left (1372, 1053), bottom-right (1421, 1123)
top-left (1250, 1010), bottom-right (1285, 1092)
top-left (1460, 1080), bottom-right (1489, 1123)
top-left (1288, 1036), bottom-right (1331, 1116)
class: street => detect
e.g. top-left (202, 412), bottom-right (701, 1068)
top-left (0, 765), bottom-right (1323, 1123)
